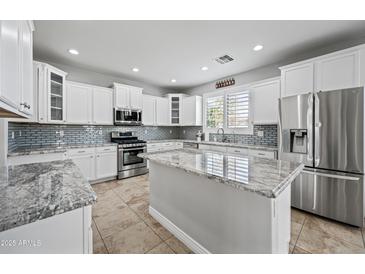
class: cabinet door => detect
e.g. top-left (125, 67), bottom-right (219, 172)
top-left (130, 87), bottom-right (143, 109)
top-left (92, 87), bottom-right (113, 125)
top-left (142, 95), bottom-right (156, 125)
top-left (252, 80), bottom-right (280, 124)
top-left (281, 62), bottom-right (314, 97)
top-left (156, 97), bottom-right (169, 125)
top-left (315, 51), bottom-right (360, 92)
top-left (96, 152), bottom-right (117, 179)
top-left (182, 96), bottom-right (194, 125)
top-left (0, 21), bottom-right (21, 109)
top-left (19, 21), bottom-right (33, 116)
top-left (170, 95), bottom-right (181, 125)
top-left (66, 82), bottom-right (92, 124)
top-left (114, 85), bottom-right (130, 108)
top-left (70, 154), bottom-right (95, 181)
top-left (48, 68), bottom-right (66, 123)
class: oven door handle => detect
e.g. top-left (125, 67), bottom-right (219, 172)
top-left (120, 147), bottom-right (146, 152)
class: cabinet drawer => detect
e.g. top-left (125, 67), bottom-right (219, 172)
top-left (249, 149), bottom-right (276, 159)
top-left (68, 147), bottom-right (95, 156)
top-left (198, 144), bottom-right (211, 150)
top-left (210, 145), bottom-right (227, 153)
top-left (226, 147), bottom-right (249, 155)
top-left (95, 146), bottom-right (117, 153)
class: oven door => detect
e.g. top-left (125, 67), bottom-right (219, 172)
top-left (119, 146), bottom-right (146, 171)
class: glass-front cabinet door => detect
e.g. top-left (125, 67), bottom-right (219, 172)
top-left (47, 67), bottom-right (67, 123)
top-left (169, 94), bottom-right (182, 125)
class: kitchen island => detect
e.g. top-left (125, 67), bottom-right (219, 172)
top-left (0, 160), bottom-right (96, 253)
top-left (139, 148), bottom-right (303, 254)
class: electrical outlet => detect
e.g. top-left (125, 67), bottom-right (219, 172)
top-left (98, 130), bottom-right (102, 135)
top-left (183, 130), bottom-right (186, 134)
top-left (19, 130), bottom-right (22, 137)
top-left (169, 130), bottom-right (172, 134)
top-left (257, 130), bottom-right (264, 137)
top-left (145, 129), bottom-right (147, 134)
top-left (11, 131), bottom-right (14, 139)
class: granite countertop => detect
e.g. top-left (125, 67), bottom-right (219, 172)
top-left (139, 149), bottom-right (303, 198)
top-left (147, 139), bottom-right (278, 152)
top-left (8, 143), bottom-right (117, 157)
top-left (0, 160), bottom-right (97, 232)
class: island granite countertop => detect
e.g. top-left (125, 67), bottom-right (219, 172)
top-left (147, 139), bottom-right (278, 152)
top-left (139, 148), bottom-right (303, 198)
top-left (0, 160), bottom-right (97, 233)
top-left (8, 143), bottom-right (117, 157)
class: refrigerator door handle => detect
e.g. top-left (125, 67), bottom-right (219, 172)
top-left (307, 95), bottom-right (313, 163)
top-left (314, 92), bottom-right (320, 167)
top-left (278, 98), bottom-right (283, 153)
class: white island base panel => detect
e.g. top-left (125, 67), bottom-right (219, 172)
top-left (0, 206), bottom-right (92, 254)
top-left (149, 162), bottom-right (291, 254)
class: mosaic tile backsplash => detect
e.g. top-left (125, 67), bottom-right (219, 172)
top-left (209, 124), bottom-right (278, 146)
top-left (7, 123), bottom-right (277, 151)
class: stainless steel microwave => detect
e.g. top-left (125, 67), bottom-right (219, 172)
top-left (114, 108), bottom-right (142, 126)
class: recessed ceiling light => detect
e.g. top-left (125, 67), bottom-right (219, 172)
top-left (68, 48), bottom-right (79, 55)
top-left (253, 45), bottom-right (263, 51)
top-left (201, 66), bottom-right (208, 71)
top-left (171, 79), bottom-right (177, 83)
top-left (132, 67), bottom-right (139, 72)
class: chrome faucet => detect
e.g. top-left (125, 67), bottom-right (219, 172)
top-left (217, 127), bottom-right (227, 142)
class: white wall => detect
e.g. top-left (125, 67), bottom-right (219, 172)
top-left (34, 59), bottom-right (171, 97)
top-left (184, 36), bottom-right (365, 96)
top-left (0, 120), bottom-right (8, 166)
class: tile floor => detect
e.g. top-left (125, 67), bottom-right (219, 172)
top-left (91, 174), bottom-right (365, 254)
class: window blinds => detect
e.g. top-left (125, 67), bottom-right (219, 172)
top-left (206, 95), bottom-right (224, 128)
top-left (226, 91), bottom-right (250, 128)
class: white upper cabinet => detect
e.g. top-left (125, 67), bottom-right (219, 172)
top-left (280, 44), bottom-right (365, 98)
top-left (66, 82), bottom-right (92, 124)
top-left (315, 51), bottom-right (360, 92)
top-left (114, 83), bottom-right (143, 109)
top-left (182, 95), bottom-right (202, 126)
top-left (156, 97), bottom-right (170, 126)
top-left (168, 94), bottom-right (183, 125)
top-left (251, 78), bottom-right (280, 124)
top-left (92, 86), bottom-right (113, 125)
top-left (142, 94), bottom-right (156, 126)
top-left (0, 20), bottom-right (34, 118)
top-left (280, 62), bottom-right (314, 97)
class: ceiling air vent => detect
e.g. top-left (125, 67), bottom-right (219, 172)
top-left (214, 54), bottom-right (234, 64)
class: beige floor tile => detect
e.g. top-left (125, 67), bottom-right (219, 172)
top-left (290, 221), bottom-right (302, 246)
top-left (293, 246), bottom-right (310, 254)
top-left (92, 191), bottom-right (127, 218)
top-left (291, 208), bottom-right (307, 225)
top-left (94, 206), bottom-right (142, 238)
top-left (147, 242), bottom-right (174, 254)
top-left (296, 226), bottom-right (365, 254)
top-left (92, 221), bottom-right (108, 254)
top-left (142, 214), bottom-right (173, 241)
top-left (113, 181), bottom-right (148, 203)
top-left (165, 236), bottom-right (193, 254)
top-left (103, 222), bottom-right (162, 254)
top-left (289, 244), bottom-right (294, 254)
top-left (92, 180), bottom-right (120, 194)
top-left (304, 215), bottom-right (364, 248)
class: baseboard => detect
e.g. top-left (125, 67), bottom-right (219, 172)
top-left (149, 206), bottom-right (211, 254)
top-left (89, 176), bottom-right (117, 184)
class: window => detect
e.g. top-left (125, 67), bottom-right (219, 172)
top-left (227, 91), bottom-right (250, 128)
top-left (206, 95), bottom-right (224, 128)
top-left (203, 88), bottom-right (251, 134)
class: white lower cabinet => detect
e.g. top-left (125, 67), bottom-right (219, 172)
top-left (67, 146), bottom-right (117, 182)
top-left (248, 149), bottom-right (276, 159)
top-left (68, 148), bottom-right (95, 181)
top-left (95, 148), bottom-right (117, 179)
top-left (0, 206), bottom-right (92, 254)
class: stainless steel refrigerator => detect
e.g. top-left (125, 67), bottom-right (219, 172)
top-left (279, 87), bottom-right (364, 227)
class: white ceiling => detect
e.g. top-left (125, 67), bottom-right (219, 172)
top-left (33, 20), bottom-right (365, 90)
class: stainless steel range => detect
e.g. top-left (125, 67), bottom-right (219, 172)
top-left (111, 131), bottom-right (148, 179)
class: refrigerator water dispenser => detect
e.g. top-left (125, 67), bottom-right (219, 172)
top-left (290, 129), bottom-right (307, 154)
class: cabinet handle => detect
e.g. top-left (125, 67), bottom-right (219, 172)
top-left (78, 150), bottom-right (86, 153)
top-left (258, 153), bottom-right (265, 155)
